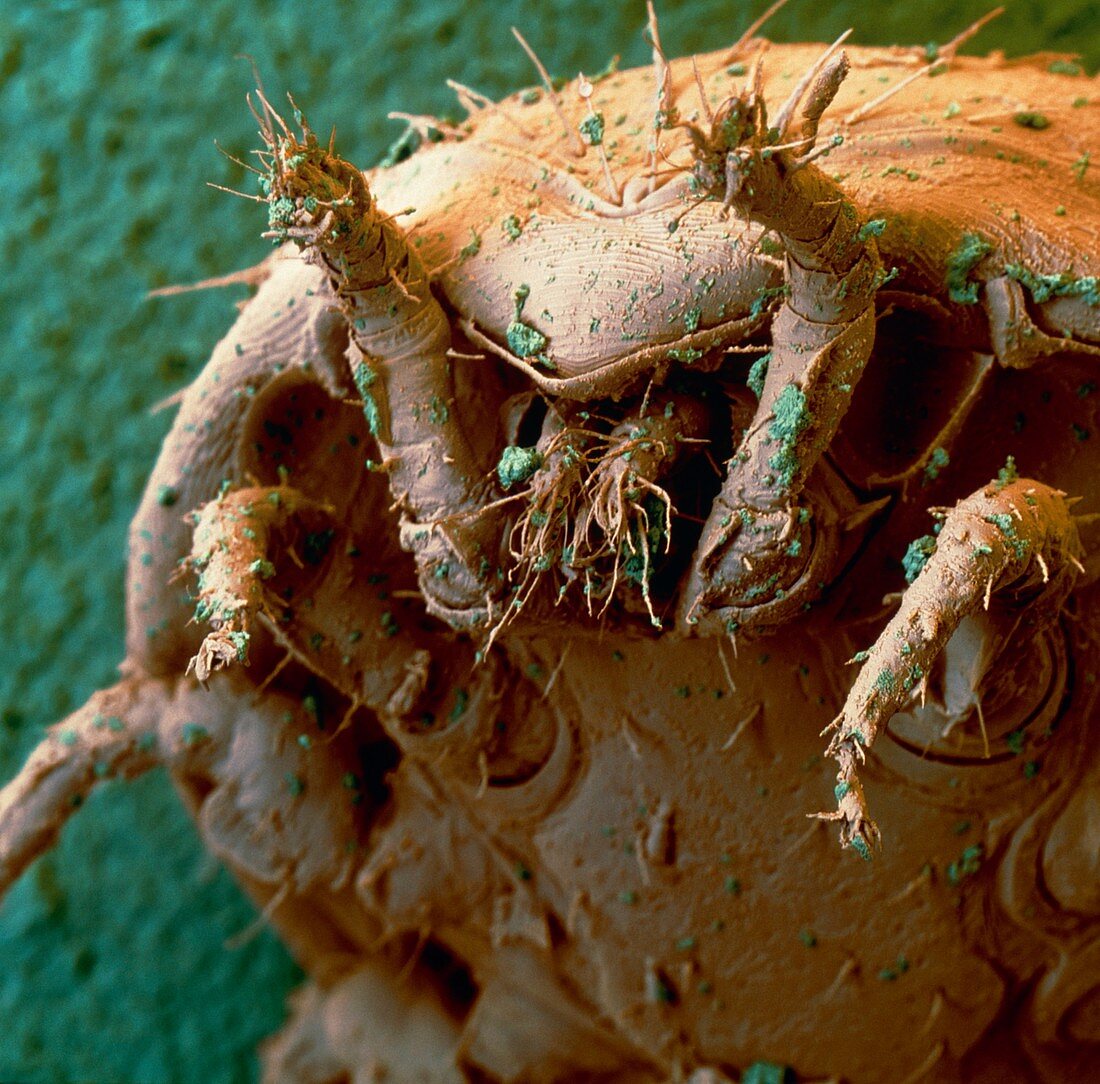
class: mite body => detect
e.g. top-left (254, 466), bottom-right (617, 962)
top-left (4, 12), bottom-right (1100, 1081)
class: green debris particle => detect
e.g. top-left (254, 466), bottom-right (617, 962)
top-left (878, 955), bottom-right (911, 981)
top-left (619, 890), bottom-right (638, 904)
top-left (579, 111), bottom-right (605, 145)
top-left (285, 773), bottom-right (305, 797)
top-left (181, 723), bottom-right (210, 747)
top-left (156, 485), bottom-right (179, 508)
top-left (798, 928), bottom-right (817, 948)
top-left (684, 305), bottom-right (702, 332)
top-left (834, 781), bottom-right (850, 801)
top-left (249, 558), bottom-right (276, 580)
top-left (902, 534), bottom-right (937, 583)
top-left (727, 63), bottom-right (747, 76)
top-left (857, 218), bottom-right (887, 241)
top-left (502, 214), bottom-right (523, 240)
top-left (874, 669), bottom-right (896, 694)
top-left (1024, 759), bottom-right (1041, 779)
top-left (749, 283), bottom-right (791, 318)
top-left (459, 228), bottom-right (482, 259)
top-left (514, 862), bottom-right (532, 881)
top-left (667, 347), bottom-right (703, 364)
top-left (1013, 111), bottom-right (1050, 129)
top-left (852, 650), bottom-right (870, 663)
top-left (924, 446), bottom-right (950, 482)
top-left (984, 512), bottom-right (1030, 560)
top-left (946, 843), bottom-right (983, 886)
top-left (1073, 152), bottom-right (1091, 181)
top-left (945, 232), bottom-right (992, 304)
top-left (58, 729), bottom-right (78, 746)
top-left (675, 936), bottom-right (697, 952)
top-left (496, 445), bottom-right (543, 488)
top-left (267, 196), bottom-right (296, 229)
top-left (353, 362), bottom-right (383, 438)
top-left (1003, 264), bottom-right (1100, 306)
top-left (1005, 729), bottom-right (1025, 755)
top-left (850, 836), bottom-right (872, 861)
top-left (747, 352), bottom-right (771, 399)
top-left (506, 320), bottom-right (548, 358)
top-left (723, 875), bottom-right (742, 896)
top-left (765, 382), bottom-right (812, 490)
top-left (379, 611), bottom-right (399, 638)
top-left (996, 456), bottom-right (1018, 489)
top-left (902, 664), bottom-right (924, 691)
top-left (741, 1063), bottom-right (796, 1084)
top-left (428, 395), bottom-right (449, 425)
top-left (228, 630), bottom-right (250, 662)
top-left (1049, 59), bottom-right (1083, 76)
top-left (943, 100), bottom-right (962, 119)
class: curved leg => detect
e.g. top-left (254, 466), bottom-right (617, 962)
top-left (815, 476), bottom-right (1084, 855)
top-left (678, 44), bottom-right (885, 635)
top-left (0, 676), bottom-right (167, 897)
top-left (251, 98), bottom-right (503, 629)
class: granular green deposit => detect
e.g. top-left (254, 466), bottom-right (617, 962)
top-left (0, 2), bottom-right (1094, 1080)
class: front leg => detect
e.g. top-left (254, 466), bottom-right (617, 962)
top-left (678, 47), bottom-right (884, 634)
top-left (251, 99), bottom-right (503, 630)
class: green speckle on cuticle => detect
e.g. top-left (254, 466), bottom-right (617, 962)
top-left (496, 445), bottom-right (543, 488)
top-left (747, 352), bottom-right (771, 399)
top-left (1013, 111), bottom-right (1050, 130)
top-left (902, 534), bottom-right (937, 583)
top-left (765, 382), bottom-right (812, 491)
top-left (945, 232), bottom-right (992, 304)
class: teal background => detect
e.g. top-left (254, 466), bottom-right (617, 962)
top-left (0, 1), bottom-right (1096, 1080)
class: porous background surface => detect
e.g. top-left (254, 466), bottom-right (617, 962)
top-left (0, 1), bottom-right (1095, 1080)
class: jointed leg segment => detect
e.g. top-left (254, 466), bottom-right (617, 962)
top-left (815, 475), bottom-right (1084, 855)
top-left (186, 485), bottom-right (331, 683)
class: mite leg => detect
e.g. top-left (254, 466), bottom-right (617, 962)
top-left (250, 99), bottom-right (502, 629)
top-left (0, 675), bottom-right (168, 897)
top-left (679, 48), bottom-right (884, 634)
top-left (185, 484), bottom-right (332, 682)
top-left (814, 476), bottom-right (1084, 856)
